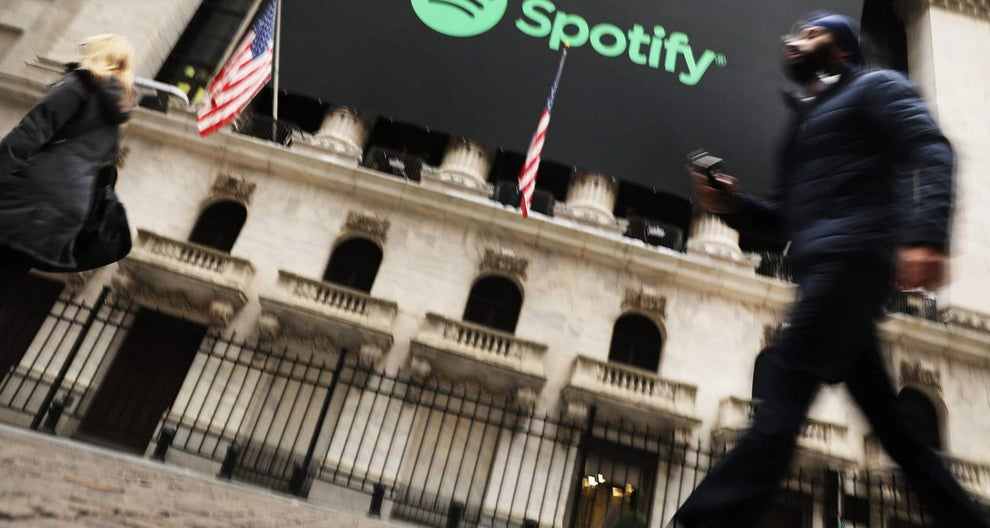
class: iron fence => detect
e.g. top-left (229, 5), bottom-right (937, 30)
top-left (886, 291), bottom-right (941, 323)
top-left (1, 288), bottom-right (985, 527)
top-left (756, 251), bottom-right (796, 283)
top-left (232, 112), bottom-right (302, 146)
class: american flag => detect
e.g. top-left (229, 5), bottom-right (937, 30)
top-left (197, 0), bottom-right (277, 137)
top-left (518, 46), bottom-right (569, 218)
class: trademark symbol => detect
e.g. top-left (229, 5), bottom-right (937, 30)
top-left (716, 54), bottom-right (727, 67)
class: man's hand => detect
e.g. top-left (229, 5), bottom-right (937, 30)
top-left (896, 246), bottom-right (947, 291)
top-left (690, 168), bottom-right (739, 214)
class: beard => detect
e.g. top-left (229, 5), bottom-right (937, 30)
top-left (783, 43), bottom-right (834, 84)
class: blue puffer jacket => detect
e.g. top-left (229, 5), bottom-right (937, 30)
top-left (722, 65), bottom-right (954, 274)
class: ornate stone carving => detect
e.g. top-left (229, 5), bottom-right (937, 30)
top-left (342, 211), bottom-right (390, 243)
top-left (514, 387), bottom-right (538, 410)
top-left (943, 307), bottom-right (990, 334)
top-left (209, 173), bottom-right (257, 206)
top-left (622, 287), bottom-right (667, 318)
top-left (257, 312), bottom-right (281, 340)
top-left (110, 271), bottom-right (232, 329)
top-left (208, 300), bottom-right (235, 327)
top-left (410, 356), bottom-right (433, 380)
top-left (359, 343), bottom-right (385, 368)
top-left (563, 400), bottom-right (590, 423)
top-left (900, 360), bottom-right (942, 392)
top-left (480, 247), bottom-right (528, 281)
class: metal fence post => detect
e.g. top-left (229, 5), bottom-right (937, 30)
top-left (40, 396), bottom-right (73, 434)
top-left (823, 467), bottom-right (840, 528)
top-left (218, 442), bottom-right (241, 480)
top-left (152, 426), bottom-right (177, 461)
top-left (369, 483), bottom-right (386, 517)
top-left (31, 288), bottom-right (110, 430)
top-left (288, 348), bottom-right (348, 497)
top-left (446, 501), bottom-right (464, 528)
top-left (568, 405), bottom-right (598, 517)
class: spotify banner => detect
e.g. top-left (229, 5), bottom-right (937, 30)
top-left (282, 0), bottom-right (861, 196)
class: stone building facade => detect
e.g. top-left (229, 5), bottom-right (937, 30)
top-left (1, 1), bottom-right (989, 527)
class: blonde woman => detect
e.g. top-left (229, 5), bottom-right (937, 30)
top-left (0, 34), bottom-right (135, 299)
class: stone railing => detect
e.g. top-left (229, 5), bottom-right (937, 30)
top-left (569, 356), bottom-right (697, 418)
top-left (945, 454), bottom-right (990, 497)
top-left (273, 271), bottom-right (397, 330)
top-left (133, 229), bottom-right (255, 286)
top-left (416, 313), bottom-right (546, 378)
top-left (717, 397), bottom-right (851, 460)
top-left (943, 306), bottom-right (990, 334)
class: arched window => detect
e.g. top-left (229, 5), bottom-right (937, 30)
top-left (188, 200), bottom-right (247, 252)
top-left (896, 388), bottom-right (942, 451)
top-left (323, 238), bottom-right (383, 293)
top-left (462, 276), bottom-right (523, 333)
top-left (608, 314), bottom-right (663, 371)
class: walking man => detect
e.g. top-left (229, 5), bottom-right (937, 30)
top-left (673, 12), bottom-right (989, 528)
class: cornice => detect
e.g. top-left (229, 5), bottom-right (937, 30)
top-left (0, 74), bottom-right (791, 312)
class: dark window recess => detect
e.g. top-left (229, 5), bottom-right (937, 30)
top-left (608, 314), bottom-right (663, 372)
top-left (490, 181), bottom-right (555, 217)
top-left (146, 0), bottom-right (256, 110)
top-left (76, 310), bottom-right (206, 453)
top-left (489, 149), bottom-right (570, 199)
top-left (492, 180), bottom-right (521, 207)
top-left (248, 87), bottom-right (326, 134)
top-left (363, 147), bottom-right (425, 182)
top-left (615, 183), bottom-right (691, 251)
top-left (463, 276), bottom-right (523, 333)
top-left (188, 200), bottom-right (247, 252)
top-left (624, 216), bottom-right (684, 252)
top-left (364, 120), bottom-right (449, 167)
top-left (862, 0), bottom-right (908, 73)
top-left (896, 388), bottom-right (941, 450)
top-left (323, 238), bottom-right (383, 293)
top-left (0, 275), bottom-right (63, 384)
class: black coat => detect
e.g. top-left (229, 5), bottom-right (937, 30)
top-left (0, 67), bottom-right (130, 270)
top-left (722, 65), bottom-right (954, 274)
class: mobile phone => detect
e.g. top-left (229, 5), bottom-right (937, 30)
top-left (688, 149), bottom-right (726, 190)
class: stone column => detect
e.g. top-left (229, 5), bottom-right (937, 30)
top-left (901, 2), bottom-right (990, 314)
top-left (563, 171), bottom-right (618, 225)
top-left (687, 212), bottom-right (743, 260)
top-left (435, 138), bottom-right (494, 195)
top-left (307, 107), bottom-right (375, 164)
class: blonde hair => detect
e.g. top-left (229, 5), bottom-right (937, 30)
top-left (79, 34), bottom-right (136, 108)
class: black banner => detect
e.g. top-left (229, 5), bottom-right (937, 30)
top-left (282, 0), bottom-right (861, 196)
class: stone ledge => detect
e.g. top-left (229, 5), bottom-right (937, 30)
top-left (0, 74), bottom-right (790, 311)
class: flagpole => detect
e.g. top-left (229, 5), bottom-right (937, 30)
top-left (272, 0), bottom-right (282, 141)
top-left (213, 0), bottom-right (264, 78)
top-left (519, 42), bottom-right (569, 218)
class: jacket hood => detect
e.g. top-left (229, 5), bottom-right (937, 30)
top-left (65, 63), bottom-right (131, 125)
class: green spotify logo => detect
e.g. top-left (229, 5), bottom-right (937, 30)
top-left (411, 0), bottom-right (509, 37)
top-left (411, 0), bottom-right (726, 86)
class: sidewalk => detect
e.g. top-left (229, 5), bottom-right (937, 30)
top-left (0, 425), bottom-right (397, 527)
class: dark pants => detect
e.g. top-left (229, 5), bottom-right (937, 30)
top-left (673, 258), bottom-right (989, 528)
top-left (0, 247), bottom-right (32, 306)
